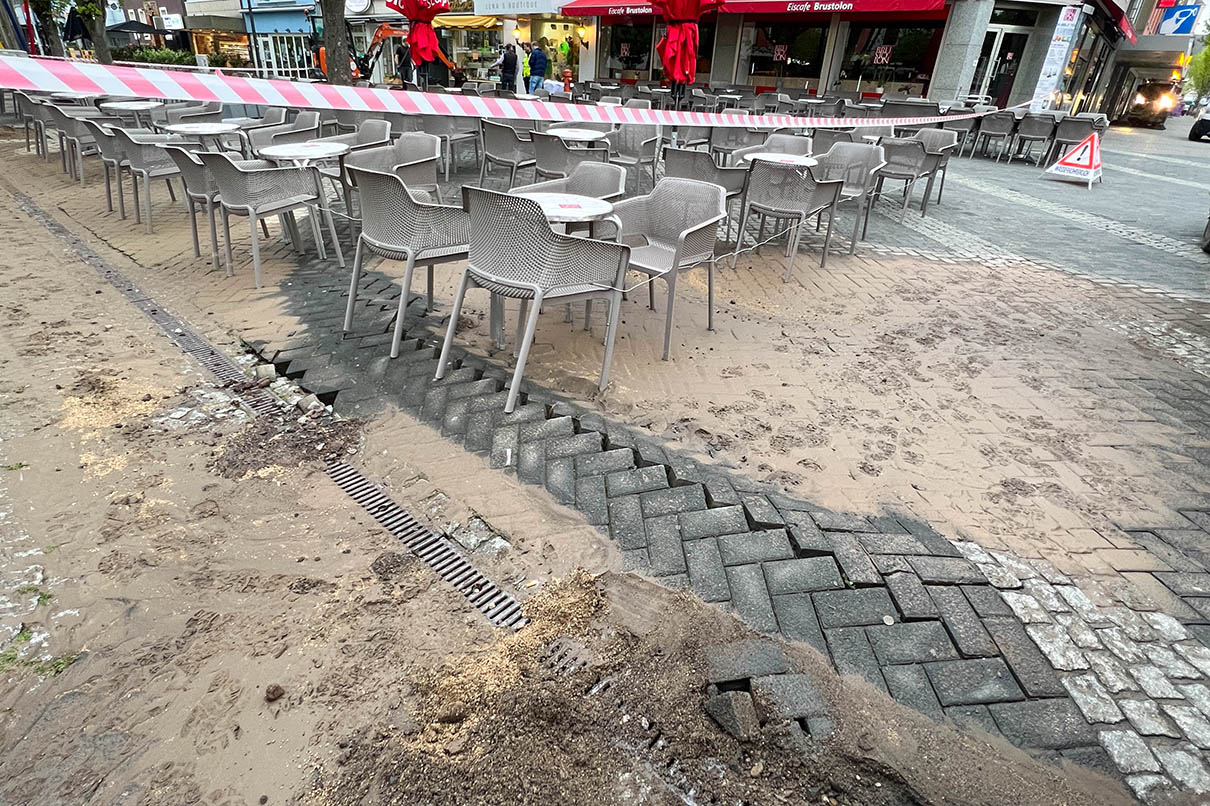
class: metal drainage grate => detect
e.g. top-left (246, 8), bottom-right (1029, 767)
top-left (325, 461), bottom-right (527, 630)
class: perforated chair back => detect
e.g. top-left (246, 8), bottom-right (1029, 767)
top-left (482, 119), bottom-right (534, 163)
top-left (347, 163), bottom-right (468, 259)
top-left (162, 144), bottom-right (217, 198)
top-left (761, 133), bottom-right (813, 155)
top-left (663, 146), bottom-right (747, 198)
top-left (912, 128), bottom-right (958, 154)
top-left (878, 138), bottom-right (929, 177)
top-left (1053, 116), bottom-right (1096, 144)
top-left (979, 111), bottom-right (1017, 137)
top-left (812, 128), bottom-right (853, 153)
top-left (80, 119), bottom-right (125, 162)
top-left (623, 98), bottom-right (651, 109)
top-left (813, 142), bottom-right (885, 195)
top-left (745, 160), bottom-right (842, 218)
top-left (559, 161), bottom-right (627, 200)
top-left (461, 186), bottom-right (628, 296)
top-left (532, 131), bottom-right (605, 178)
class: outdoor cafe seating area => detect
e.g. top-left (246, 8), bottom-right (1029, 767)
top-left (6, 83), bottom-right (1107, 413)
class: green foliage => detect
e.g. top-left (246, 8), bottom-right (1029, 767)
top-left (1187, 47), bottom-right (1210, 100)
top-left (74, 0), bottom-right (102, 20)
top-left (111, 46), bottom-right (196, 65)
top-left (0, 627), bottom-right (77, 677)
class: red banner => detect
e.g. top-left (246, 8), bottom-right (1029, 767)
top-left (565, 0), bottom-right (942, 12)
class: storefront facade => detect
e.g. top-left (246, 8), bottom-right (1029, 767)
top-left (565, 0), bottom-right (1134, 106)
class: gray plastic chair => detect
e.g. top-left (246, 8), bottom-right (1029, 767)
top-left (163, 144), bottom-right (233, 270)
top-left (312, 120), bottom-right (393, 210)
top-left (731, 133), bottom-right (813, 164)
top-left (735, 160), bottom-right (843, 279)
top-left (198, 151), bottom-right (335, 288)
top-left (603, 123), bottom-right (660, 192)
top-left (943, 108), bottom-right (977, 156)
top-left (812, 142), bottom-right (885, 254)
top-left (512, 161), bottom-right (627, 202)
top-left (1007, 113), bottom-right (1055, 166)
top-left (479, 120), bottom-right (536, 189)
top-left (663, 146), bottom-right (747, 247)
top-left (531, 130), bottom-right (607, 181)
top-left (604, 178), bottom-right (726, 360)
top-left (812, 128), bottom-right (853, 153)
top-left (911, 128), bottom-right (959, 203)
top-left (1046, 117), bottom-right (1097, 166)
top-left (80, 119), bottom-right (130, 218)
top-left (247, 111), bottom-right (321, 155)
top-left (422, 115), bottom-right (481, 181)
top-left (875, 138), bottom-right (931, 220)
top-left (709, 112), bottom-right (766, 164)
top-left (971, 111), bottom-right (1016, 161)
top-left (344, 132), bottom-right (443, 211)
top-left (110, 128), bottom-right (184, 233)
top-left (342, 163), bottom-right (469, 356)
top-left (435, 187), bottom-right (631, 413)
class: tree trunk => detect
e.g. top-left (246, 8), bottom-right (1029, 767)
top-left (0, 3), bottom-right (20, 50)
top-left (85, 15), bottom-right (111, 63)
top-left (319, 0), bottom-right (351, 85)
top-left (37, 13), bottom-right (66, 56)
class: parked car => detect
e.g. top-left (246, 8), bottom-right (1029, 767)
top-left (1125, 81), bottom-right (1180, 128)
top-left (1190, 103), bottom-right (1210, 141)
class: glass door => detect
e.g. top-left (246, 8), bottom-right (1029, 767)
top-left (969, 25), bottom-right (1031, 104)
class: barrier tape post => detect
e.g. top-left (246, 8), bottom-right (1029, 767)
top-left (0, 54), bottom-right (1016, 131)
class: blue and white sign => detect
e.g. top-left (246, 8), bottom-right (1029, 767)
top-left (1159, 5), bottom-right (1199, 35)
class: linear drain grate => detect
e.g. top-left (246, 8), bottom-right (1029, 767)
top-left (325, 461), bottom-right (527, 630)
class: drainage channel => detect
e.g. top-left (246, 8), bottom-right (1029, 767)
top-left (5, 179), bottom-right (527, 632)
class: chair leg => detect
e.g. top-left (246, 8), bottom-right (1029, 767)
top-left (131, 173), bottom-right (141, 225)
top-left (937, 167), bottom-right (947, 204)
top-left (821, 209), bottom-right (836, 269)
top-left (706, 260), bottom-right (715, 332)
top-left (899, 179), bottom-right (913, 223)
top-left (427, 265), bottom-right (434, 313)
top-left (782, 220), bottom-right (802, 282)
top-left (598, 289), bottom-right (623, 391)
top-left (508, 163), bottom-right (518, 190)
top-left (921, 174), bottom-right (935, 216)
top-left (221, 209), bottom-right (233, 276)
top-left (343, 236), bottom-right (365, 332)
top-left (390, 254), bottom-right (419, 359)
top-left (731, 202), bottom-right (749, 269)
top-left (322, 202), bottom-right (345, 267)
top-left (505, 292), bottom-right (543, 414)
top-left (648, 275), bottom-right (657, 311)
top-left (514, 299), bottom-right (529, 358)
top-left (478, 155), bottom-right (488, 187)
top-left (850, 199), bottom-right (863, 255)
top-left (143, 173), bottom-right (155, 234)
top-left (661, 272), bottom-right (678, 361)
top-left (165, 177), bottom-right (177, 203)
top-left (249, 215), bottom-right (263, 288)
top-left (103, 163), bottom-right (113, 213)
top-left (187, 197), bottom-right (201, 257)
top-left (435, 268), bottom-right (473, 380)
top-left (207, 198), bottom-right (220, 270)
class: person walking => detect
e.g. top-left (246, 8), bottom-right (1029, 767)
top-left (527, 42), bottom-right (547, 94)
top-left (498, 43), bottom-right (518, 93)
top-left (394, 34), bottom-right (413, 86)
top-left (521, 42), bottom-right (531, 90)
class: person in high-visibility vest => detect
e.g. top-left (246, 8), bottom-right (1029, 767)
top-left (521, 42), bottom-right (531, 86)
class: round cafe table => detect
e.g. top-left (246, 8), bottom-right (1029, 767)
top-left (741, 152), bottom-right (818, 167)
top-left (162, 121), bottom-right (241, 150)
top-left (101, 99), bottom-right (164, 127)
top-left (258, 141), bottom-right (350, 267)
top-left (547, 127), bottom-right (608, 143)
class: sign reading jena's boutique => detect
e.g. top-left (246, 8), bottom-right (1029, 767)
top-left (474, 0), bottom-right (561, 14)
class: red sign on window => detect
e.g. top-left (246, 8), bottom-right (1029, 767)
top-left (619, 42), bottom-right (630, 57)
top-left (773, 44), bottom-right (788, 61)
top-left (873, 45), bottom-right (893, 65)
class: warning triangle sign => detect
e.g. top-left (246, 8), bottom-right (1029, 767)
top-left (1043, 132), bottom-right (1103, 189)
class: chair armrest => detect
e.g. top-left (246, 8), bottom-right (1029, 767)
top-left (674, 213), bottom-right (726, 267)
top-left (547, 234), bottom-right (631, 292)
top-left (393, 156), bottom-right (440, 187)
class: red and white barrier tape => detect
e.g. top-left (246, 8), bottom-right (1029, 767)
top-left (0, 55), bottom-right (998, 130)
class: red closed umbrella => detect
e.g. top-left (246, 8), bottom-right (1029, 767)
top-left (654, 0), bottom-right (720, 85)
top-left (385, 0), bottom-right (449, 66)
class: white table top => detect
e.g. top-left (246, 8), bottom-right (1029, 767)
top-left (717, 93), bottom-right (743, 99)
top-left (650, 87), bottom-right (671, 93)
top-left (803, 99), bottom-right (827, 104)
top-left (742, 152), bottom-right (818, 167)
top-left (518, 192), bottom-right (614, 223)
top-left (101, 100), bottom-right (164, 111)
top-left (51, 91), bottom-right (96, 100)
top-left (515, 93), bottom-right (541, 100)
top-left (547, 127), bottom-right (607, 142)
top-left (446, 87), bottom-right (463, 93)
top-left (260, 142), bottom-right (351, 162)
top-left (597, 83), bottom-right (620, 89)
top-left (162, 122), bottom-right (241, 135)
top-left (222, 116), bottom-right (260, 126)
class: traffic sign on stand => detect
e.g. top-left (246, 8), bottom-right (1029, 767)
top-left (1043, 132), bottom-right (1102, 190)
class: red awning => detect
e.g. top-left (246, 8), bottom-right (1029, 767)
top-left (721, 0), bottom-right (943, 12)
top-left (1092, 0), bottom-right (1137, 43)
top-left (562, 0), bottom-right (655, 14)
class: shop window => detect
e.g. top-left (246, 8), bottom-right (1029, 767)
top-left (989, 8), bottom-right (1038, 27)
top-left (839, 23), bottom-right (943, 95)
top-left (742, 22), bottom-right (827, 84)
top-left (601, 22), bottom-right (654, 80)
